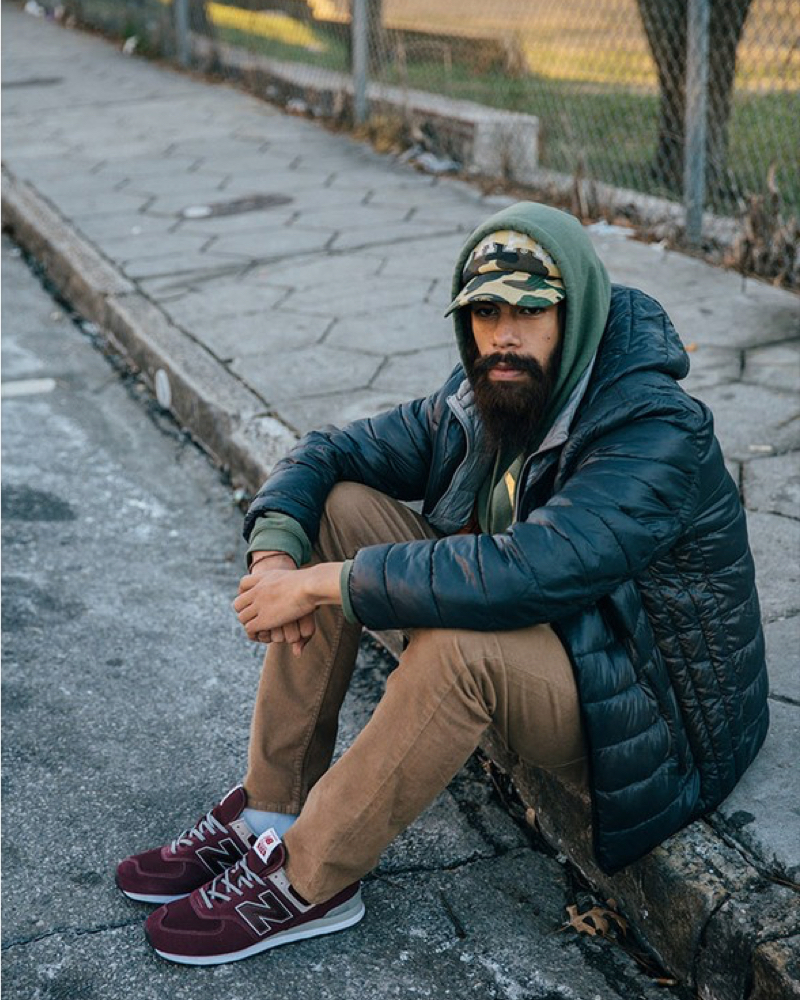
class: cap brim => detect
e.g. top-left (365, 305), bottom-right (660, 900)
top-left (445, 271), bottom-right (565, 317)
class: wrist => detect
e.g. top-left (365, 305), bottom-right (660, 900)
top-left (304, 562), bottom-right (344, 606)
top-left (250, 551), bottom-right (296, 571)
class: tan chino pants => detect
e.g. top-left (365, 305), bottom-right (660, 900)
top-left (243, 482), bottom-right (587, 903)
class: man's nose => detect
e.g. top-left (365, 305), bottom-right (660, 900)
top-left (493, 317), bottom-right (521, 349)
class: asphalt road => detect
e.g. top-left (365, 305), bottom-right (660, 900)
top-left (0, 236), bottom-right (690, 999)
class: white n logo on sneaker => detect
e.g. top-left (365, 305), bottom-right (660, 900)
top-left (196, 837), bottom-right (245, 875)
top-left (236, 890), bottom-right (293, 936)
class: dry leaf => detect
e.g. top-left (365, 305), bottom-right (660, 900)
top-left (564, 902), bottom-right (628, 939)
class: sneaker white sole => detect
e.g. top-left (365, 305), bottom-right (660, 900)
top-left (153, 894), bottom-right (366, 966)
top-left (122, 889), bottom-right (189, 904)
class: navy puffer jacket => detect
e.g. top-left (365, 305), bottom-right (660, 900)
top-left (245, 282), bottom-right (768, 874)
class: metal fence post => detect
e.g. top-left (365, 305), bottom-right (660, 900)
top-left (684, 0), bottom-right (710, 245)
top-left (352, 0), bottom-right (369, 125)
top-left (174, 0), bottom-right (190, 68)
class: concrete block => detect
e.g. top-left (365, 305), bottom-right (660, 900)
top-left (694, 384), bottom-right (800, 462)
top-left (764, 615), bottom-right (800, 703)
top-left (682, 345), bottom-right (742, 393)
top-left (229, 343), bottom-right (382, 403)
top-left (714, 700), bottom-right (800, 881)
top-left (281, 276), bottom-right (435, 319)
top-left (695, 888), bottom-right (800, 1000)
top-left (747, 511), bottom-right (800, 620)
top-left (329, 219), bottom-right (468, 253)
top-left (208, 225), bottom-right (333, 260)
top-left (117, 250), bottom-right (250, 280)
top-left (750, 937), bottom-right (800, 1000)
top-left (372, 345), bottom-right (461, 396)
top-left (744, 341), bottom-right (800, 393)
top-left (326, 304), bottom-right (454, 354)
top-left (274, 388), bottom-right (411, 436)
top-left (472, 112), bottom-right (539, 184)
top-left (744, 453), bottom-right (800, 519)
top-left (160, 281), bottom-right (291, 332)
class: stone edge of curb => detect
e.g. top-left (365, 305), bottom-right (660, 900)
top-left (1, 166), bottom-right (297, 491)
top-left (3, 166), bottom-right (798, 1000)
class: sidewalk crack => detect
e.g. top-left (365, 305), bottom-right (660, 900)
top-left (2, 917), bottom-right (142, 952)
top-left (369, 845), bottom-right (531, 885)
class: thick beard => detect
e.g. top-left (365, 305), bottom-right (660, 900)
top-left (466, 348), bottom-right (559, 453)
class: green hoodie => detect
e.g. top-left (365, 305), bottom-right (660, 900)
top-left (248, 202), bottom-right (611, 617)
top-left (453, 202), bottom-right (611, 533)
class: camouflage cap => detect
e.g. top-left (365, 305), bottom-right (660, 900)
top-left (445, 230), bottom-right (565, 316)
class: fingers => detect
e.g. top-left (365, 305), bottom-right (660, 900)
top-left (298, 613), bottom-right (316, 639)
top-left (233, 590), bottom-right (253, 613)
top-left (237, 573), bottom-right (258, 594)
top-left (250, 619), bottom-right (315, 652)
top-left (281, 621), bottom-right (301, 644)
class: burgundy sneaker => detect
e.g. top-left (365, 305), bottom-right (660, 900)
top-left (144, 828), bottom-right (364, 965)
top-left (116, 786), bottom-right (255, 904)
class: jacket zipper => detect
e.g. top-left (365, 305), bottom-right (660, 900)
top-left (426, 393), bottom-right (474, 527)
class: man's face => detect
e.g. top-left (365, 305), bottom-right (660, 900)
top-left (465, 301), bottom-right (562, 451)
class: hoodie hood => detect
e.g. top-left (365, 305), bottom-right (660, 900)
top-left (451, 202), bottom-right (612, 446)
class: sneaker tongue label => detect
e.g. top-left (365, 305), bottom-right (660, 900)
top-left (254, 828), bottom-right (281, 864)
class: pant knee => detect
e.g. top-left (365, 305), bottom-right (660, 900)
top-left (403, 628), bottom-right (498, 715)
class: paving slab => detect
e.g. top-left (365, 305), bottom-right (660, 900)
top-left (763, 615), bottom-right (800, 704)
top-left (231, 343), bottom-right (384, 402)
top-left (744, 341), bottom-right (800, 392)
top-left (743, 452), bottom-right (800, 519)
top-left (691, 383), bottom-right (800, 462)
top-left (746, 511), bottom-right (800, 620)
top-left (713, 698), bottom-right (800, 879)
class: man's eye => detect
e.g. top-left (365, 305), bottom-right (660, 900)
top-left (472, 305), bottom-right (497, 317)
top-left (519, 306), bottom-right (544, 316)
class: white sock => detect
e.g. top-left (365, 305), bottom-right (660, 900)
top-left (242, 807), bottom-right (298, 839)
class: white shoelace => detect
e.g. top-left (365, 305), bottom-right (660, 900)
top-left (170, 808), bottom-right (227, 854)
top-left (199, 857), bottom-right (266, 910)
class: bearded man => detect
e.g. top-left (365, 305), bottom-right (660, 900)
top-left (117, 202), bottom-right (768, 966)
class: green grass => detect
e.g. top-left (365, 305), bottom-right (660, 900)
top-left (216, 21), bottom-right (350, 72)
top-left (377, 56), bottom-right (800, 215)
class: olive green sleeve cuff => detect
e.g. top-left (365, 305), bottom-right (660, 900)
top-left (246, 513), bottom-right (313, 568)
top-left (340, 559), bottom-right (359, 624)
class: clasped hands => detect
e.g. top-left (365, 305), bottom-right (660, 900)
top-left (233, 552), bottom-right (343, 657)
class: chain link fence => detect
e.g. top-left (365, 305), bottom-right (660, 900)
top-left (52, 0), bottom-right (800, 274)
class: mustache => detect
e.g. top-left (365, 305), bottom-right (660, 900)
top-left (471, 352), bottom-right (547, 380)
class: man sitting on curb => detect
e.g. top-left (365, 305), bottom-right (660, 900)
top-left (117, 201), bottom-right (769, 966)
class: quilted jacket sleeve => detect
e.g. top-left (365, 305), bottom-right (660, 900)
top-left (347, 392), bottom-right (706, 631)
top-left (243, 393), bottom-right (439, 545)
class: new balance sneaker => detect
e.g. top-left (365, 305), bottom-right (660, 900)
top-left (144, 828), bottom-right (364, 965)
top-left (116, 786), bottom-right (255, 904)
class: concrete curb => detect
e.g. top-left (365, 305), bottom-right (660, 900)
top-left (1, 167), bottom-right (296, 490)
top-left (3, 166), bottom-right (798, 1000)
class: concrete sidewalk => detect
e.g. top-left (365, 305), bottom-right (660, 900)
top-left (2, 4), bottom-right (799, 997)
